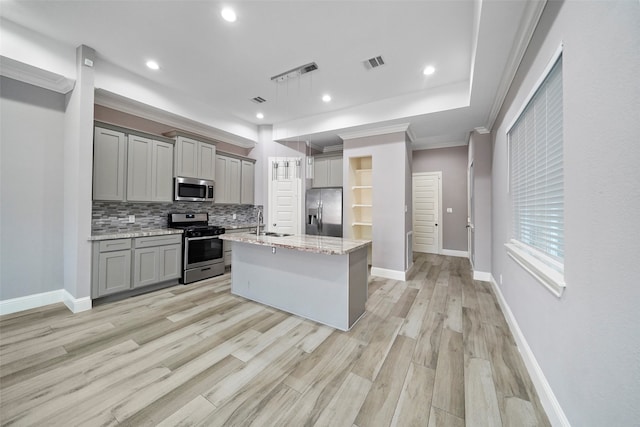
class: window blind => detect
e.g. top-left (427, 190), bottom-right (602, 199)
top-left (509, 57), bottom-right (564, 264)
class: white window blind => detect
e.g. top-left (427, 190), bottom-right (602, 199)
top-left (509, 56), bottom-right (564, 265)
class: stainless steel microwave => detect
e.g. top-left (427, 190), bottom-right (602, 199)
top-left (174, 177), bottom-right (214, 202)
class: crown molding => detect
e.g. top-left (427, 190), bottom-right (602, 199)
top-left (94, 89), bottom-right (256, 149)
top-left (338, 123), bottom-right (411, 141)
top-left (0, 56), bottom-right (74, 94)
top-left (485, 0), bottom-right (547, 132)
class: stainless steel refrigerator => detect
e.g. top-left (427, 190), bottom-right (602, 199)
top-left (305, 187), bottom-right (343, 237)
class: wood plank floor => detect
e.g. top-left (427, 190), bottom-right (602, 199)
top-left (0, 254), bottom-right (550, 426)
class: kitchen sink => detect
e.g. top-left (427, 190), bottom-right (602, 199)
top-left (259, 232), bottom-right (292, 237)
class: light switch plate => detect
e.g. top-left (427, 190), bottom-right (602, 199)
top-left (447, 208), bottom-right (453, 213)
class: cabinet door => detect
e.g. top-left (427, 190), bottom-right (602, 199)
top-left (199, 142), bottom-right (216, 181)
top-left (127, 135), bottom-right (153, 201)
top-left (313, 158), bottom-right (329, 187)
top-left (151, 141), bottom-right (174, 202)
top-left (215, 155), bottom-right (228, 203)
top-left (328, 157), bottom-right (343, 187)
top-left (174, 136), bottom-right (199, 178)
top-left (97, 250), bottom-right (131, 296)
top-left (241, 160), bottom-right (255, 204)
top-left (93, 127), bottom-right (126, 201)
top-left (133, 247), bottom-right (159, 288)
top-left (159, 244), bottom-right (182, 281)
top-left (227, 157), bottom-right (241, 204)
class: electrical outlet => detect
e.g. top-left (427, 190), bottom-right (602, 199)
top-left (128, 215), bottom-right (135, 224)
top-left (233, 213), bottom-right (237, 220)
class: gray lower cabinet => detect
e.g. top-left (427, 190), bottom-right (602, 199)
top-left (92, 234), bottom-right (182, 298)
top-left (133, 235), bottom-right (182, 287)
top-left (93, 239), bottom-right (132, 297)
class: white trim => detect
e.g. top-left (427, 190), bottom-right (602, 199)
top-left (62, 291), bottom-right (93, 313)
top-left (0, 289), bottom-right (91, 315)
top-left (0, 290), bottom-right (65, 316)
top-left (485, 0), bottom-right (548, 132)
top-left (441, 249), bottom-right (469, 258)
top-left (489, 275), bottom-right (571, 427)
top-left (411, 139), bottom-right (467, 151)
top-left (0, 56), bottom-right (75, 94)
top-left (473, 270), bottom-right (492, 281)
top-left (371, 266), bottom-right (410, 281)
top-left (338, 123), bottom-right (410, 141)
top-left (505, 242), bottom-right (566, 298)
top-left (506, 43), bottom-right (564, 134)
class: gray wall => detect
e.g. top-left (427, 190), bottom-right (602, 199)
top-left (0, 77), bottom-right (66, 300)
top-left (469, 132), bottom-right (492, 273)
top-left (344, 131), bottom-right (411, 274)
top-left (491, 1), bottom-right (640, 425)
top-left (412, 145), bottom-right (468, 251)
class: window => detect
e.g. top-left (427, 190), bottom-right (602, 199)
top-left (506, 52), bottom-right (566, 297)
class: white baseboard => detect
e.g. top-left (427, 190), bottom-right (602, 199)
top-left (473, 270), bottom-right (492, 281)
top-left (63, 290), bottom-right (92, 313)
top-left (441, 249), bottom-right (469, 258)
top-left (489, 275), bottom-right (570, 427)
top-left (371, 266), bottom-right (410, 281)
top-left (0, 289), bottom-right (92, 316)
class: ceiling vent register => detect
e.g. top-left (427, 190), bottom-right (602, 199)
top-left (270, 62), bottom-right (319, 82)
top-left (251, 96), bottom-right (267, 104)
top-left (364, 56), bottom-right (385, 69)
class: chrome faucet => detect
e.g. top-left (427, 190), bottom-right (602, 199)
top-left (256, 208), bottom-right (263, 236)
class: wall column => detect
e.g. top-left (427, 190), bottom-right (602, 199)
top-left (62, 45), bottom-right (95, 312)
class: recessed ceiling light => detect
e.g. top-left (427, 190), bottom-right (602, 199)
top-left (221, 7), bottom-right (237, 22)
top-left (146, 60), bottom-right (159, 70)
top-left (256, 112), bottom-right (264, 119)
top-left (322, 94), bottom-right (331, 103)
top-left (423, 65), bottom-right (436, 76)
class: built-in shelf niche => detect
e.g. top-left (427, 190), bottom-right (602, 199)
top-left (349, 156), bottom-right (373, 245)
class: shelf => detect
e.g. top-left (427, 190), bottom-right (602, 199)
top-left (352, 204), bottom-right (372, 208)
top-left (355, 169), bottom-right (372, 173)
top-left (351, 185), bottom-right (372, 190)
top-left (352, 222), bottom-right (372, 226)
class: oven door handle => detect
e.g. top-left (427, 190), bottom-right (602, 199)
top-left (185, 236), bottom-right (219, 241)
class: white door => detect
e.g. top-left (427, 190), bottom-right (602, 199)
top-left (413, 172), bottom-right (441, 254)
top-left (268, 157), bottom-right (302, 235)
top-left (468, 161), bottom-right (475, 268)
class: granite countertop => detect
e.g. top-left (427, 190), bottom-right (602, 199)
top-left (89, 228), bottom-right (183, 241)
top-left (219, 233), bottom-right (371, 255)
top-left (216, 223), bottom-right (259, 231)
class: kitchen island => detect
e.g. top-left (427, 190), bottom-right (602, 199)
top-left (219, 233), bottom-right (371, 331)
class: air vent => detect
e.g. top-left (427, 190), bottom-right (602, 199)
top-left (251, 96), bottom-right (267, 104)
top-left (364, 55), bottom-right (385, 69)
top-left (271, 62), bottom-right (319, 82)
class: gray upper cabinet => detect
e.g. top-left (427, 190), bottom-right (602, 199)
top-left (127, 135), bottom-right (174, 202)
top-left (215, 154), bottom-right (241, 204)
top-left (151, 141), bottom-right (174, 201)
top-left (174, 136), bottom-right (216, 180)
top-left (313, 156), bottom-right (343, 188)
top-left (241, 160), bottom-right (255, 204)
top-left (93, 127), bottom-right (126, 201)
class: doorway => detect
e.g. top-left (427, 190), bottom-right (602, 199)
top-left (267, 157), bottom-right (302, 235)
top-left (412, 172), bottom-right (442, 254)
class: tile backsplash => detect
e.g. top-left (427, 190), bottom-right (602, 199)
top-left (92, 201), bottom-right (262, 234)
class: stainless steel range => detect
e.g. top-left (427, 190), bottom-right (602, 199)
top-left (169, 213), bottom-right (225, 284)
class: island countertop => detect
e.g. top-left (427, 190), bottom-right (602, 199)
top-left (219, 233), bottom-right (371, 255)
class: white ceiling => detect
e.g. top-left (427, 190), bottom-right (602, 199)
top-left (0, 0), bottom-right (544, 150)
